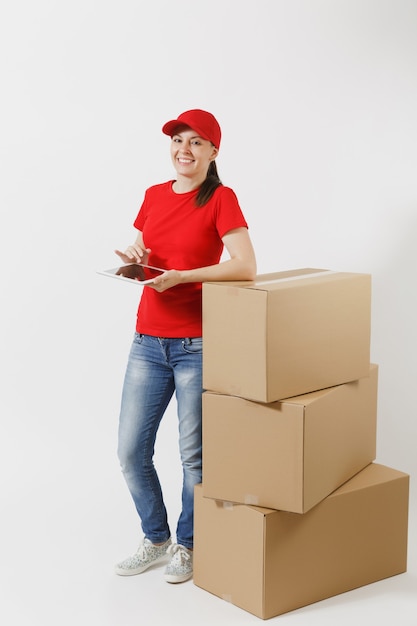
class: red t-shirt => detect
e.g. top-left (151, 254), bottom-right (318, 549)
top-left (133, 180), bottom-right (248, 337)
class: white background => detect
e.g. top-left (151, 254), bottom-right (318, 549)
top-left (1, 1), bottom-right (416, 624)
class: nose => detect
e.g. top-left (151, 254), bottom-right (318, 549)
top-left (179, 139), bottom-right (192, 153)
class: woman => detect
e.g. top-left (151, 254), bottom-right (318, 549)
top-left (114, 109), bottom-right (256, 583)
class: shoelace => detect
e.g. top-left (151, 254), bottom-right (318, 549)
top-left (136, 539), bottom-right (161, 560)
top-left (166, 544), bottom-right (191, 563)
top-left (136, 541), bottom-right (148, 560)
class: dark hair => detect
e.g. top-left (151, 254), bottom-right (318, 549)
top-left (195, 160), bottom-right (222, 207)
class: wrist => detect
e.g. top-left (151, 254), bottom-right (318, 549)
top-left (179, 269), bottom-right (190, 284)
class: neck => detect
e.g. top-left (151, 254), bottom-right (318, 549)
top-left (172, 173), bottom-right (205, 194)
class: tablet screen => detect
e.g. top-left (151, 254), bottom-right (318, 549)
top-left (97, 263), bottom-right (166, 285)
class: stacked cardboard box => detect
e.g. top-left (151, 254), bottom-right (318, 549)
top-left (194, 268), bottom-right (409, 620)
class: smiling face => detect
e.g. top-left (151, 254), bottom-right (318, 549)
top-left (170, 126), bottom-right (218, 190)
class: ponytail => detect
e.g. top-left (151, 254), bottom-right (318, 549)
top-left (195, 160), bottom-right (222, 207)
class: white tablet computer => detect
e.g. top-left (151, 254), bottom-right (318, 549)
top-left (97, 263), bottom-right (166, 285)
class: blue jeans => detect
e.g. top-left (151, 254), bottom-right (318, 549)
top-left (117, 333), bottom-right (203, 550)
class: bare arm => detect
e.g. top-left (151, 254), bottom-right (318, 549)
top-left (151, 227), bottom-right (257, 292)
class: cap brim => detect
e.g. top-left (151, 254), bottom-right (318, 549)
top-left (162, 120), bottom-right (211, 143)
top-left (162, 120), bottom-right (188, 136)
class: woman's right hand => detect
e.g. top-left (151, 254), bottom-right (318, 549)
top-left (114, 244), bottom-right (151, 265)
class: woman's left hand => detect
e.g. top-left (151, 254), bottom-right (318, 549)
top-left (149, 270), bottom-right (182, 292)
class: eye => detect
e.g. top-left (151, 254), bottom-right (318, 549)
top-left (191, 140), bottom-right (202, 146)
top-left (172, 137), bottom-right (182, 143)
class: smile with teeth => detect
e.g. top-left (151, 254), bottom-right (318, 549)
top-left (178, 158), bottom-right (194, 164)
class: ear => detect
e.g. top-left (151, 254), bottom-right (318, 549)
top-left (209, 146), bottom-right (219, 161)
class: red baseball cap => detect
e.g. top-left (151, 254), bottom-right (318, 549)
top-left (162, 109), bottom-right (221, 149)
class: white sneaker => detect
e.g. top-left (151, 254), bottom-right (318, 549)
top-left (115, 538), bottom-right (171, 576)
top-left (164, 543), bottom-right (193, 583)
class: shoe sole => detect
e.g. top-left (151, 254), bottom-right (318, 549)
top-left (115, 553), bottom-right (169, 576)
top-left (164, 571), bottom-right (193, 584)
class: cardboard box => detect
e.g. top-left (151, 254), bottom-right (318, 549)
top-left (202, 268), bottom-right (371, 402)
top-left (202, 364), bottom-right (378, 513)
top-left (194, 463), bottom-right (409, 620)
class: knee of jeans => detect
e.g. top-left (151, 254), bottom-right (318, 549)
top-left (183, 457), bottom-right (202, 488)
top-left (118, 428), bottom-right (157, 468)
top-left (117, 446), bottom-right (131, 474)
top-left (117, 441), bottom-right (144, 474)
top-left (179, 424), bottom-right (202, 464)
top-left (180, 445), bottom-right (202, 472)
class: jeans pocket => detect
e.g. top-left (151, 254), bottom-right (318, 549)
top-left (133, 332), bottom-right (144, 345)
top-left (182, 337), bottom-right (203, 354)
